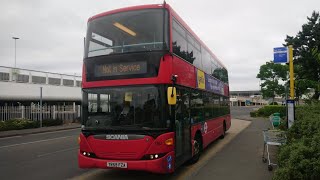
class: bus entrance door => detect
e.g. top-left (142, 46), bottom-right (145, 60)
top-left (175, 89), bottom-right (192, 167)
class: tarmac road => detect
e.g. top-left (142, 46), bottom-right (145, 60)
top-left (0, 129), bottom-right (87, 180)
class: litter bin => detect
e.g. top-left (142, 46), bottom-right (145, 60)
top-left (273, 113), bottom-right (280, 117)
top-left (272, 113), bottom-right (281, 127)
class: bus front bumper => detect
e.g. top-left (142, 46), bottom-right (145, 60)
top-left (78, 151), bottom-right (175, 174)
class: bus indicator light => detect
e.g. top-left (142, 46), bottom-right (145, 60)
top-left (165, 138), bottom-right (173, 146)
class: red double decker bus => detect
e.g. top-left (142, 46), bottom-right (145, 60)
top-left (79, 3), bottom-right (230, 174)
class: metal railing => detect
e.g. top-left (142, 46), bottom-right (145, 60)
top-left (0, 105), bottom-right (81, 122)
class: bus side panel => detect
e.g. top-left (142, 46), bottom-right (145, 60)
top-left (202, 119), bottom-right (219, 148)
top-left (191, 115), bottom-right (231, 151)
top-left (225, 114), bottom-right (231, 131)
top-left (172, 57), bottom-right (196, 88)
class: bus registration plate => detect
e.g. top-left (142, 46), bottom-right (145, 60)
top-left (107, 162), bottom-right (127, 168)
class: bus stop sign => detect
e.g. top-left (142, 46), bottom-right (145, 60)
top-left (274, 47), bottom-right (288, 63)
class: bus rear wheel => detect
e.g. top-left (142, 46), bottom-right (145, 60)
top-left (190, 134), bottom-right (202, 164)
top-left (220, 122), bottom-right (226, 139)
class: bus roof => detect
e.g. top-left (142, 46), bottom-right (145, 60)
top-left (88, 4), bottom-right (166, 22)
top-left (88, 3), bottom-right (226, 69)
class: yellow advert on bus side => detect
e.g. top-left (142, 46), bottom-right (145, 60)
top-left (197, 69), bottom-right (205, 89)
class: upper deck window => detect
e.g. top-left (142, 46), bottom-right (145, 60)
top-left (172, 19), bottom-right (202, 69)
top-left (85, 9), bottom-right (169, 58)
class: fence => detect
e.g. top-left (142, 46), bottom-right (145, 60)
top-left (0, 105), bottom-right (81, 122)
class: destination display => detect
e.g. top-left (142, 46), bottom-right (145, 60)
top-left (94, 61), bottom-right (147, 77)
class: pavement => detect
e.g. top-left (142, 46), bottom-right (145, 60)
top-left (192, 118), bottom-right (273, 180)
top-left (0, 123), bottom-right (81, 138)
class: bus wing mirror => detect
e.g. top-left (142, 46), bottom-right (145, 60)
top-left (167, 87), bottom-right (177, 105)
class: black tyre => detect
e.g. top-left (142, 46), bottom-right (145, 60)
top-left (189, 135), bottom-right (202, 164)
top-left (262, 157), bottom-right (267, 163)
top-left (220, 122), bottom-right (226, 139)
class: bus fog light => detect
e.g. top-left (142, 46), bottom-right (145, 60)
top-left (155, 154), bottom-right (158, 158)
top-left (83, 152), bottom-right (86, 156)
top-left (87, 153), bottom-right (91, 156)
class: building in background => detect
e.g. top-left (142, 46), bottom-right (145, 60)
top-left (0, 66), bottom-right (81, 122)
top-left (230, 90), bottom-right (268, 106)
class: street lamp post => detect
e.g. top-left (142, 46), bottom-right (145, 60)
top-left (12, 37), bottom-right (19, 69)
top-left (12, 37), bottom-right (19, 82)
top-left (40, 87), bottom-right (43, 128)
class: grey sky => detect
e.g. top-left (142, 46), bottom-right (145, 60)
top-left (0, 0), bottom-right (319, 90)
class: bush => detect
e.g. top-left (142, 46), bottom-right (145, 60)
top-left (250, 111), bottom-right (258, 117)
top-left (273, 103), bottom-right (320, 180)
top-left (33, 119), bottom-right (63, 127)
top-left (251, 105), bottom-right (287, 118)
top-left (274, 135), bottom-right (320, 180)
top-left (0, 118), bottom-right (64, 131)
top-left (0, 119), bottom-right (38, 131)
top-left (42, 119), bottom-right (63, 127)
top-left (277, 117), bottom-right (288, 131)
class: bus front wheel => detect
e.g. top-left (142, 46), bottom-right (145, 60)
top-left (190, 134), bottom-right (202, 164)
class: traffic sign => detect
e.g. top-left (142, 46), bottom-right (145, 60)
top-left (274, 47), bottom-right (288, 63)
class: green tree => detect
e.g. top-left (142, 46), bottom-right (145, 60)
top-left (257, 61), bottom-right (288, 102)
top-left (212, 68), bottom-right (228, 83)
top-left (285, 11), bottom-right (320, 100)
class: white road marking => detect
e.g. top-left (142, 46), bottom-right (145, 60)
top-left (37, 147), bottom-right (78, 157)
top-left (0, 135), bottom-right (76, 149)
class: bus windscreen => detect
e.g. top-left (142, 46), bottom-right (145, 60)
top-left (82, 85), bottom-right (168, 130)
top-left (85, 9), bottom-right (169, 58)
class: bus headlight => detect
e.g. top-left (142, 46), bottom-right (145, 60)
top-left (142, 153), bottom-right (166, 160)
top-left (81, 151), bottom-right (96, 158)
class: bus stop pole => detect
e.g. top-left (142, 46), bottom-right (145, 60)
top-left (287, 45), bottom-right (295, 128)
top-left (289, 45), bottom-right (294, 99)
